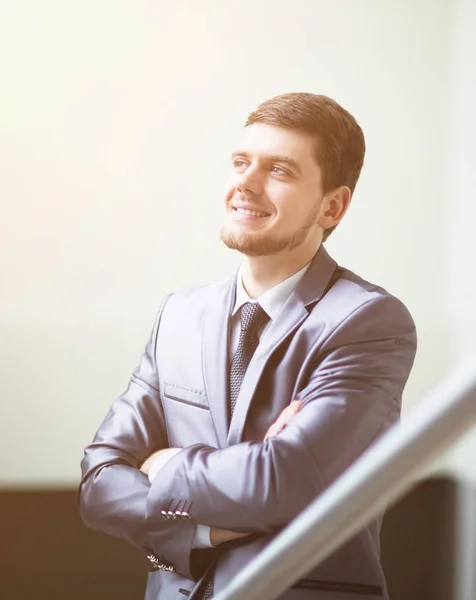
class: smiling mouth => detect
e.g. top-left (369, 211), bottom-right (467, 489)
top-left (233, 207), bottom-right (270, 218)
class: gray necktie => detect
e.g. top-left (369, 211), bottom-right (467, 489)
top-left (229, 302), bottom-right (270, 418)
top-left (199, 303), bottom-right (269, 599)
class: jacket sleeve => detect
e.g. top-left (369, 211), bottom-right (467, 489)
top-left (145, 294), bottom-right (417, 532)
top-left (78, 296), bottom-right (198, 579)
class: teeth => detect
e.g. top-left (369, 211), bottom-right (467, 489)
top-left (235, 207), bottom-right (267, 217)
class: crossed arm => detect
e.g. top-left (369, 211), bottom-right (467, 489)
top-left (79, 294), bottom-right (416, 578)
top-left (139, 400), bottom-right (302, 545)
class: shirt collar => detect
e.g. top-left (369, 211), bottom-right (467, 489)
top-left (232, 262), bottom-right (310, 320)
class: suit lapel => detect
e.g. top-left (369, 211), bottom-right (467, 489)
top-left (227, 245), bottom-right (338, 446)
top-left (201, 277), bottom-right (236, 448)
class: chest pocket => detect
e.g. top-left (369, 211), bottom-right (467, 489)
top-left (163, 382), bottom-right (209, 410)
top-left (162, 381), bottom-right (216, 447)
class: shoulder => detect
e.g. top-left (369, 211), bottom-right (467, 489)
top-left (158, 275), bottom-right (234, 316)
top-left (314, 265), bottom-right (416, 341)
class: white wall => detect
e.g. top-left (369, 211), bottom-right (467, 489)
top-left (0, 0), bottom-right (456, 486)
top-left (436, 0), bottom-right (476, 485)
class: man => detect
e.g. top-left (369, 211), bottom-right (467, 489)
top-left (79, 93), bottom-right (417, 599)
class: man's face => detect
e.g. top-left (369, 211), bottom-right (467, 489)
top-left (220, 123), bottom-right (325, 256)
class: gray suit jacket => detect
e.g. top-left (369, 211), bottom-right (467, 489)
top-left (79, 246), bottom-right (417, 599)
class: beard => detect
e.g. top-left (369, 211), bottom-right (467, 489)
top-left (220, 204), bottom-right (320, 257)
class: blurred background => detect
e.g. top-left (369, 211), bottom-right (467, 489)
top-left (1, 1), bottom-right (475, 599)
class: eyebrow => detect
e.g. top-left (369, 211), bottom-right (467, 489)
top-left (231, 151), bottom-right (302, 175)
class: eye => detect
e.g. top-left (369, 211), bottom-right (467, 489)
top-left (271, 165), bottom-right (288, 176)
top-left (233, 158), bottom-right (248, 169)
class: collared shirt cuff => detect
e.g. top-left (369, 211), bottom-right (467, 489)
top-left (192, 525), bottom-right (213, 548)
top-left (148, 448), bottom-right (182, 483)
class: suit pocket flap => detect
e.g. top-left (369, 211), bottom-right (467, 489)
top-left (163, 382), bottom-right (209, 410)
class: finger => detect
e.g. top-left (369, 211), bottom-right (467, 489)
top-left (265, 419), bottom-right (288, 439)
top-left (265, 400), bottom-right (303, 440)
top-left (264, 424), bottom-right (279, 440)
top-left (268, 402), bottom-right (301, 434)
top-left (282, 399), bottom-right (302, 417)
top-left (276, 402), bottom-right (301, 426)
top-left (282, 401), bottom-right (302, 422)
top-left (265, 420), bottom-right (289, 440)
top-left (271, 413), bottom-right (288, 431)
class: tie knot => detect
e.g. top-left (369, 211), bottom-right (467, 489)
top-left (240, 302), bottom-right (270, 336)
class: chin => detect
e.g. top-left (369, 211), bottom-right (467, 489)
top-left (220, 228), bottom-right (290, 257)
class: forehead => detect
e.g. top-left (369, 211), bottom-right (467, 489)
top-left (234, 123), bottom-right (318, 167)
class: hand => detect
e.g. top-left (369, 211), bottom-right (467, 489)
top-left (210, 527), bottom-right (250, 545)
top-left (141, 451), bottom-right (251, 545)
top-left (264, 399), bottom-right (302, 440)
top-left (140, 448), bottom-right (179, 476)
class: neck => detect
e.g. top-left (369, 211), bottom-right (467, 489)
top-left (240, 241), bottom-right (321, 299)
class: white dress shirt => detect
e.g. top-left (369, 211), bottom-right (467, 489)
top-left (148, 262), bottom-right (310, 547)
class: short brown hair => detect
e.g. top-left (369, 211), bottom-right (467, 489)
top-left (245, 93), bottom-right (365, 240)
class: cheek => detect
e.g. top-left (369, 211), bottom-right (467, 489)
top-left (224, 178), bottom-right (238, 203)
top-left (271, 193), bottom-right (315, 229)
top-left (224, 187), bottom-right (234, 205)
top-left (269, 190), bottom-right (299, 220)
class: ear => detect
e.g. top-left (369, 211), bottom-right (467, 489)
top-left (317, 186), bottom-right (352, 230)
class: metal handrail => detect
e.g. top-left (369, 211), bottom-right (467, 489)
top-left (215, 359), bottom-right (476, 600)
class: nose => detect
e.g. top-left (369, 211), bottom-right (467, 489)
top-left (236, 165), bottom-right (263, 196)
